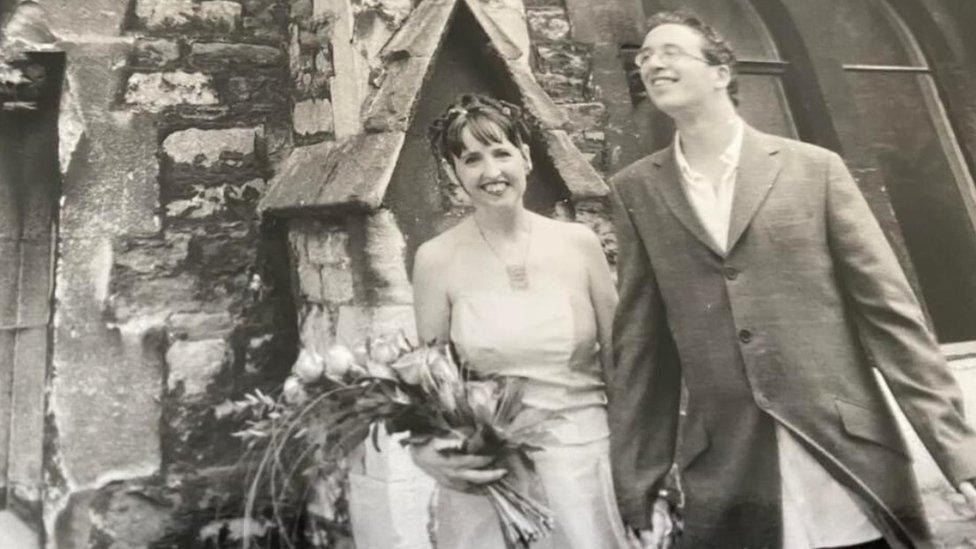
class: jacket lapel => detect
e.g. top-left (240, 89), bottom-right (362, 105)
top-left (726, 126), bottom-right (782, 253)
top-left (651, 146), bottom-right (726, 258)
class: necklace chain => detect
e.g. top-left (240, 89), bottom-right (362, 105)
top-left (473, 217), bottom-right (533, 290)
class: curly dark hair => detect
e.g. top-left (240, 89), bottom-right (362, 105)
top-left (427, 94), bottom-right (533, 165)
top-left (645, 10), bottom-right (739, 106)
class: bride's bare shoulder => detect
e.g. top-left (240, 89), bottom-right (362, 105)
top-left (534, 214), bottom-right (601, 250)
top-left (414, 219), bottom-right (472, 269)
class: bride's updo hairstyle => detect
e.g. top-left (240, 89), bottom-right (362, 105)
top-left (428, 94), bottom-right (533, 166)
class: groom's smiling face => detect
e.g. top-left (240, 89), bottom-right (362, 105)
top-left (639, 24), bottom-right (731, 114)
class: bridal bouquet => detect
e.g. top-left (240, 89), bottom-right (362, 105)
top-left (233, 333), bottom-right (559, 548)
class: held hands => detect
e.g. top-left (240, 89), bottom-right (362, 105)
top-left (409, 436), bottom-right (507, 492)
top-left (626, 498), bottom-right (677, 549)
top-left (955, 481), bottom-right (976, 518)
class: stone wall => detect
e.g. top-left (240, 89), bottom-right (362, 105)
top-left (42, 0), bottom-right (301, 546)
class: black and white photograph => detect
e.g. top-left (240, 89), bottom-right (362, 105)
top-left (1, 0), bottom-right (975, 547)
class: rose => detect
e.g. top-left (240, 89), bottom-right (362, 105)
top-left (283, 375), bottom-right (308, 404)
top-left (466, 380), bottom-right (500, 423)
top-left (369, 336), bottom-right (401, 365)
top-left (427, 347), bottom-right (461, 387)
top-left (322, 344), bottom-right (357, 381)
top-left (292, 348), bottom-right (325, 383)
top-left (390, 348), bottom-right (436, 386)
top-left (364, 359), bottom-right (398, 381)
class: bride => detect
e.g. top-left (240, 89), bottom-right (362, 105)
top-left (409, 94), bottom-right (630, 548)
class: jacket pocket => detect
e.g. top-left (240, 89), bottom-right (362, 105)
top-left (834, 399), bottom-right (912, 460)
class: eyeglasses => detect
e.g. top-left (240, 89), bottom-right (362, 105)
top-left (634, 44), bottom-right (711, 67)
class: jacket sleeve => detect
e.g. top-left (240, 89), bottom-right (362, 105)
top-left (608, 180), bottom-right (683, 527)
top-left (825, 151), bottom-right (976, 485)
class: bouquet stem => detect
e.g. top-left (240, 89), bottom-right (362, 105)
top-left (483, 480), bottom-right (555, 548)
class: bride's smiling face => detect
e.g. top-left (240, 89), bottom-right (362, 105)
top-left (450, 123), bottom-right (532, 210)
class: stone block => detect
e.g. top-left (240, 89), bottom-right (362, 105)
top-left (291, 221), bottom-right (355, 304)
top-left (166, 338), bottom-right (229, 397)
top-left (526, 6), bottom-right (571, 42)
top-left (50, 323), bottom-right (163, 488)
top-left (133, 39), bottom-right (182, 68)
top-left (167, 311), bottom-right (235, 338)
top-left (293, 98), bottom-right (335, 135)
top-left (165, 179), bottom-right (267, 220)
top-left (365, 209), bottom-right (412, 305)
top-left (189, 42), bottom-right (284, 67)
top-left (306, 225), bottom-right (350, 266)
top-left (348, 471), bottom-right (434, 549)
top-left (162, 127), bottom-right (261, 168)
top-left (137, 0), bottom-right (242, 32)
top-left (33, 0), bottom-right (128, 37)
top-left (58, 44), bottom-right (160, 239)
top-left (124, 72), bottom-right (219, 111)
top-left (90, 487), bottom-right (176, 547)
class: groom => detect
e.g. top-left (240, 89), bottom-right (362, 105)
top-left (608, 10), bottom-right (976, 549)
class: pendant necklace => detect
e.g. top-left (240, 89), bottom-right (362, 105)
top-left (474, 216), bottom-right (533, 291)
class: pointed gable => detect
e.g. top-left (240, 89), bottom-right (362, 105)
top-left (259, 0), bottom-right (607, 217)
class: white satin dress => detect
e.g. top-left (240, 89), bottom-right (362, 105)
top-left (429, 289), bottom-right (630, 549)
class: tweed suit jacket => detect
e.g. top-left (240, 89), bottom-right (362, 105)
top-left (607, 125), bottom-right (976, 546)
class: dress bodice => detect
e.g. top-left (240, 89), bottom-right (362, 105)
top-left (450, 288), bottom-right (608, 443)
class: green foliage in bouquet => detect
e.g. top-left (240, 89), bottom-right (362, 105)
top-left (231, 333), bottom-right (561, 548)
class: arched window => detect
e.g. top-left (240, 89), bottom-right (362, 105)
top-left (825, 0), bottom-right (976, 344)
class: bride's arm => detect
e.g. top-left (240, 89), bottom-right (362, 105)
top-left (578, 225), bottom-right (619, 378)
top-left (412, 240), bottom-right (451, 344)
top-left (410, 238), bottom-right (507, 490)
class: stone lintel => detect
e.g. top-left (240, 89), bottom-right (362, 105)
top-left (363, 56), bottom-right (434, 133)
top-left (505, 62), bottom-right (571, 130)
top-left (259, 131), bottom-right (406, 216)
top-left (462, 0), bottom-right (523, 61)
top-left (380, 0), bottom-right (458, 60)
top-left (541, 129), bottom-right (609, 199)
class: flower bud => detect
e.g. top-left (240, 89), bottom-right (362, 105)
top-left (292, 347), bottom-right (325, 383)
top-left (323, 344), bottom-right (357, 381)
top-left (283, 375), bottom-right (308, 404)
top-left (369, 336), bottom-right (401, 365)
top-left (466, 380), bottom-right (500, 422)
top-left (390, 349), bottom-right (434, 386)
top-left (365, 359), bottom-right (398, 381)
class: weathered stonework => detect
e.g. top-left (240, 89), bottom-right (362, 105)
top-left (132, 39), bottom-right (182, 69)
top-left (290, 219), bottom-right (356, 305)
top-left (294, 98), bottom-right (335, 136)
top-left (526, 6), bottom-right (571, 42)
top-left (364, 209), bottom-right (412, 305)
top-left (189, 42), bottom-right (285, 67)
top-left (162, 127), bottom-right (262, 168)
top-left (136, 0), bottom-right (243, 33)
top-left (124, 71), bottom-right (219, 110)
top-left (166, 338), bottom-right (231, 398)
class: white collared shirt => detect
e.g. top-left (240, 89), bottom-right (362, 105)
top-left (674, 118), bottom-right (883, 548)
top-left (674, 116), bottom-right (744, 252)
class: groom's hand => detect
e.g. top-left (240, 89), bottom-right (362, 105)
top-left (408, 436), bottom-right (506, 492)
top-left (625, 498), bottom-right (676, 549)
top-left (956, 481), bottom-right (976, 517)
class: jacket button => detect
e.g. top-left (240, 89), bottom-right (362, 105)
top-left (738, 329), bottom-right (753, 343)
top-left (724, 267), bottom-right (739, 280)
